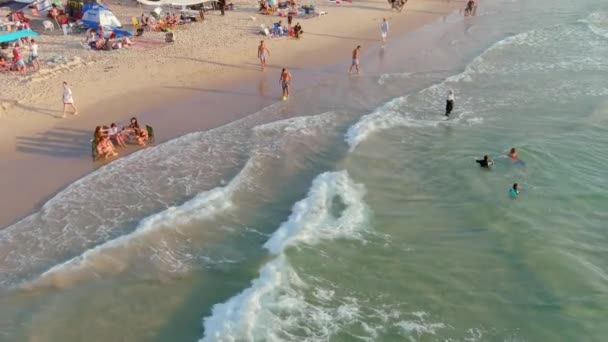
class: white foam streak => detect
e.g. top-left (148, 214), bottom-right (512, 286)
top-left (201, 171), bottom-right (369, 341)
top-left (263, 171), bottom-right (368, 254)
top-left (31, 159), bottom-right (256, 288)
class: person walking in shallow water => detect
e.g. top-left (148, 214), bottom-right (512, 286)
top-left (62, 81), bottom-right (78, 118)
top-left (279, 68), bottom-right (292, 100)
top-left (258, 40), bottom-right (270, 71)
top-left (380, 18), bottom-right (389, 44)
top-left (349, 45), bottom-right (361, 74)
top-left (445, 89), bottom-right (455, 116)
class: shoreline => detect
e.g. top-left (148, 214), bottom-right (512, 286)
top-left (0, 0), bottom-right (462, 228)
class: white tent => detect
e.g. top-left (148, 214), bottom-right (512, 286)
top-left (81, 4), bottom-right (122, 29)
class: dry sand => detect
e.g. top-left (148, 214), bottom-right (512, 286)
top-left (0, 0), bottom-right (463, 227)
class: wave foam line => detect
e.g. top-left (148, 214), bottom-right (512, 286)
top-left (29, 158), bottom-right (257, 288)
top-left (346, 27), bottom-right (555, 151)
top-left (201, 170), bottom-right (369, 341)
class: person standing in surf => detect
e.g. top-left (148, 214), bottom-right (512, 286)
top-left (280, 68), bottom-right (292, 100)
top-left (349, 45), bottom-right (361, 74)
top-left (258, 40), bottom-right (270, 71)
top-left (445, 89), bottom-right (455, 116)
top-left (380, 18), bottom-right (389, 44)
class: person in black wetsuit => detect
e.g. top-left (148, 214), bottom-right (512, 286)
top-left (476, 155), bottom-right (494, 168)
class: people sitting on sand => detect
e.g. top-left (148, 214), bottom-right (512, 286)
top-left (94, 126), bottom-right (118, 158)
top-left (124, 117), bottom-right (149, 146)
top-left (95, 36), bottom-right (106, 50)
top-left (105, 123), bottom-right (127, 148)
top-left (0, 55), bottom-right (10, 71)
top-left (274, 20), bottom-right (285, 35)
top-left (111, 37), bottom-right (133, 50)
top-left (293, 22), bottom-right (303, 39)
top-left (465, 0), bottom-right (476, 16)
top-left (259, 0), bottom-right (271, 13)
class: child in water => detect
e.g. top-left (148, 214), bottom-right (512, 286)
top-left (509, 183), bottom-right (520, 198)
top-left (508, 148), bottom-right (519, 160)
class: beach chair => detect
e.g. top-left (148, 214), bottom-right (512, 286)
top-left (42, 20), bottom-right (55, 31)
top-left (260, 24), bottom-right (273, 37)
top-left (91, 139), bottom-right (100, 161)
top-left (146, 125), bottom-right (155, 144)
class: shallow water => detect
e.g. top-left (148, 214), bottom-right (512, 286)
top-left (2, 0), bottom-right (608, 341)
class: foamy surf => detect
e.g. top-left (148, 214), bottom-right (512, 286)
top-left (0, 109), bottom-right (343, 288)
top-left (201, 170), bottom-right (370, 341)
top-left (29, 158), bottom-right (256, 289)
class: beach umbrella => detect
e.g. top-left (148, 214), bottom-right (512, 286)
top-left (0, 29), bottom-right (40, 44)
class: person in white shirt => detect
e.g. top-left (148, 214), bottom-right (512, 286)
top-left (29, 38), bottom-right (39, 71)
top-left (62, 81), bottom-right (78, 118)
top-left (445, 89), bottom-right (455, 117)
top-left (105, 123), bottom-right (127, 147)
top-left (381, 18), bottom-right (389, 43)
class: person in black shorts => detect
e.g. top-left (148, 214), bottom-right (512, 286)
top-left (476, 155), bottom-right (494, 168)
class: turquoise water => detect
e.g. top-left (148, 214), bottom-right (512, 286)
top-left (1, 0), bottom-right (608, 341)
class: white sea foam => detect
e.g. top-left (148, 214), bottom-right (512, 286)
top-left (201, 171), bottom-right (370, 341)
top-left (263, 170), bottom-right (369, 254)
top-left (29, 158), bottom-right (257, 289)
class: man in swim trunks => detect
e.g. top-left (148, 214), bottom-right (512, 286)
top-left (258, 40), bottom-right (270, 71)
top-left (476, 155), bottom-right (494, 168)
top-left (349, 45), bottom-right (361, 74)
top-left (279, 68), bottom-right (292, 99)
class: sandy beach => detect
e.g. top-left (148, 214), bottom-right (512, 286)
top-left (0, 0), bottom-right (461, 227)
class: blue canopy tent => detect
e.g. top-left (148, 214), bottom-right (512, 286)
top-left (80, 3), bottom-right (131, 37)
top-left (0, 29), bottom-right (39, 43)
top-left (0, 0), bottom-right (33, 12)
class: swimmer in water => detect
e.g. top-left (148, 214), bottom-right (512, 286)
top-left (445, 89), bottom-right (455, 117)
top-left (475, 155), bottom-right (494, 168)
top-left (509, 183), bottom-right (520, 198)
top-left (508, 148), bottom-right (519, 160)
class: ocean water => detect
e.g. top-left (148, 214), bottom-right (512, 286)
top-left (2, 0), bottom-right (608, 341)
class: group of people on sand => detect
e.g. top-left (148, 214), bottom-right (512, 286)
top-left (0, 38), bottom-right (40, 75)
top-left (83, 27), bottom-right (133, 51)
top-left (93, 117), bottom-right (149, 159)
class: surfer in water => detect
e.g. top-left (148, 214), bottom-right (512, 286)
top-left (445, 89), bottom-right (455, 117)
top-left (476, 155), bottom-right (494, 168)
top-left (509, 183), bottom-right (520, 198)
top-left (508, 148), bottom-right (519, 160)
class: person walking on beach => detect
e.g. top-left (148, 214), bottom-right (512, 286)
top-left (349, 45), bottom-right (361, 74)
top-left (62, 81), bottom-right (78, 118)
top-left (445, 89), bottom-right (455, 116)
top-left (219, 0), bottom-right (226, 16)
top-left (28, 38), bottom-right (40, 71)
top-left (258, 40), bottom-right (270, 71)
top-left (381, 18), bottom-right (389, 43)
top-left (280, 68), bottom-right (292, 100)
